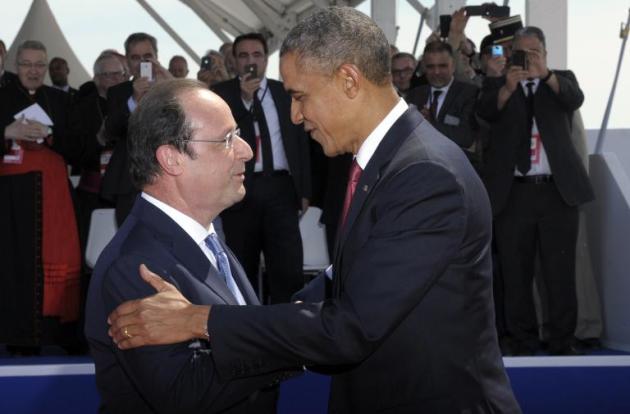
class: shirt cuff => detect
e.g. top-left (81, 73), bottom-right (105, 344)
top-left (325, 265), bottom-right (333, 280)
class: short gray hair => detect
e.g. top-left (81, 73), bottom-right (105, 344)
top-left (16, 40), bottom-right (47, 62)
top-left (93, 53), bottom-right (123, 75)
top-left (514, 26), bottom-right (546, 50)
top-left (280, 7), bottom-right (391, 85)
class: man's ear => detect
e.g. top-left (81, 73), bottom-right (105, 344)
top-left (337, 63), bottom-right (361, 99)
top-left (155, 144), bottom-right (183, 176)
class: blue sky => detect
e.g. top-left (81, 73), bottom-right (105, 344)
top-left (1, 0), bottom-right (628, 129)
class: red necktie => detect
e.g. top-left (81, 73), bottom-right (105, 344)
top-left (340, 160), bottom-right (363, 229)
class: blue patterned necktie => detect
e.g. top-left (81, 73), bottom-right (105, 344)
top-left (204, 233), bottom-right (245, 304)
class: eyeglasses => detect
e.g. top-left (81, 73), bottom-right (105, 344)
top-left (17, 61), bottom-right (47, 70)
top-left (97, 71), bottom-right (125, 78)
top-left (186, 128), bottom-right (240, 149)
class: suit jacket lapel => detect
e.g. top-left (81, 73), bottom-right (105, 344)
top-left (438, 81), bottom-right (459, 121)
top-left (334, 109), bottom-right (424, 267)
top-left (134, 198), bottom-right (238, 305)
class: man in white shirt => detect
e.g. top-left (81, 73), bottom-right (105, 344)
top-left (85, 79), bottom-right (295, 413)
top-left (212, 33), bottom-right (312, 304)
top-left (477, 26), bottom-right (594, 356)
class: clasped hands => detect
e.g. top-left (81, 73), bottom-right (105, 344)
top-left (4, 115), bottom-right (49, 143)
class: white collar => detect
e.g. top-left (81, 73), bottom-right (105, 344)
top-left (430, 76), bottom-right (454, 95)
top-left (355, 98), bottom-right (408, 169)
top-left (141, 192), bottom-right (216, 245)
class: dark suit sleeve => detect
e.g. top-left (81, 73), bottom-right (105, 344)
top-left (102, 254), bottom-right (289, 414)
top-left (476, 76), bottom-right (504, 122)
top-left (548, 70), bottom-right (584, 112)
top-left (208, 161), bottom-right (467, 378)
top-left (292, 271), bottom-right (327, 302)
top-left (104, 85), bottom-right (131, 145)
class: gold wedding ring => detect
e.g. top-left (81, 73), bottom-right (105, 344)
top-left (123, 327), bottom-right (132, 339)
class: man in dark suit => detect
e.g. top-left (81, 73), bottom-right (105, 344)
top-left (100, 32), bottom-right (172, 225)
top-left (108, 7), bottom-right (521, 413)
top-left (477, 27), bottom-right (594, 355)
top-left (407, 41), bottom-right (478, 152)
top-left (48, 57), bottom-right (78, 98)
top-left (212, 33), bottom-right (311, 304)
top-left (85, 79), bottom-right (296, 413)
top-left (0, 39), bottom-right (18, 89)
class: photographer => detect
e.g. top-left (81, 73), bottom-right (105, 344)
top-left (477, 26), bottom-right (594, 356)
top-left (101, 32), bottom-right (172, 225)
top-left (197, 50), bottom-right (230, 87)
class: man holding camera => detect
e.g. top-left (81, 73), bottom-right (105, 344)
top-left (211, 33), bottom-right (311, 304)
top-left (477, 26), bottom-right (594, 356)
top-left (101, 33), bottom-right (172, 225)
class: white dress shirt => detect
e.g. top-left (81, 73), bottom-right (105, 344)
top-left (241, 77), bottom-right (290, 172)
top-left (514, 78), bottom-right (552, 176)
top-left (141, 192), bottom-right (246, 304)
top-left (425, 77), bottom-right (454, 118)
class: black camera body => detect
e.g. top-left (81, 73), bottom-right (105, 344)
top-left (200, 56), bottom-right (212, 71)
top-left (511, 50), bottom-right (528, 70)
top-left (465, 4), bottom-right (510, 18)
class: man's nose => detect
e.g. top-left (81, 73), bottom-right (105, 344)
top-left (234, 136), bottom-right (253, 161)
top-left (290, 101), bottom-right (304, 125)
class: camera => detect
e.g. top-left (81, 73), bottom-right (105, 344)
top-left (200, 56), bottom-right (212, 71)
top-left (244, 63), bottom-right (258, 79)
top-left (140, 61), bottom-right (153, 81)
top-left (465, 4), bottom-right (510, 18)
top-left (511, 50), bottom-right (528, 70)
top-left (439, 15), bottom-right (452, 39)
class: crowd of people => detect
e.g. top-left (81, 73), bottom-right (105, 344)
top-left (0, 5), bottom-right (599, 367)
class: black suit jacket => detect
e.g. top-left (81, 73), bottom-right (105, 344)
top-left (0, 82), bottom-right (75, 162)
top-left (477, 70), bottom-right (594, 215)
top-left (0, 70), bottom-right (18, 89)
top-left (100, 80), bottom-right (136, 201)
top-left (212, 77), bottom-right (311, 207)
top-left (406, 79), bottom-right (479, 149)
top-left (85, 197), bottom-right (297, 413)
top-left (207, 108), bottom-right (521, 413)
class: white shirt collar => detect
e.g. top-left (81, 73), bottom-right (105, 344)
top-left (355, 98), bottom-right (408, 169)
top-left (52, 84), bottom-right (71, 93)
top-left (520, 78), bottom-right (540, 94)
top-left (430, 76), bottom-right (454, 95)
top-left (141, 192), bottom-right (215, 245)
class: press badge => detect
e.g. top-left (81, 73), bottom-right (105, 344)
top-left (444, 114), bottom-right (460, 126)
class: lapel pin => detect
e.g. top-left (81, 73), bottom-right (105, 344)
top-left (363, 185), bottom-right (369, 192)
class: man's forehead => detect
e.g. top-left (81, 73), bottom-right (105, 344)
top-left (392, 56), bottom-right (415, 67)
top-left (128, 41), bottom-right (155, 55)
top-left (19, 49), bottom-right (46, 60)
top-left (424, 51), bottom-right (452, 62)
top-left (236, 39), bottom-right (265, 53)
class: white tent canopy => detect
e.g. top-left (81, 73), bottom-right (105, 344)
top-left (5, 0), bottom-right (366, 87)
top-left (5, 0), bottom-right (91, 87)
